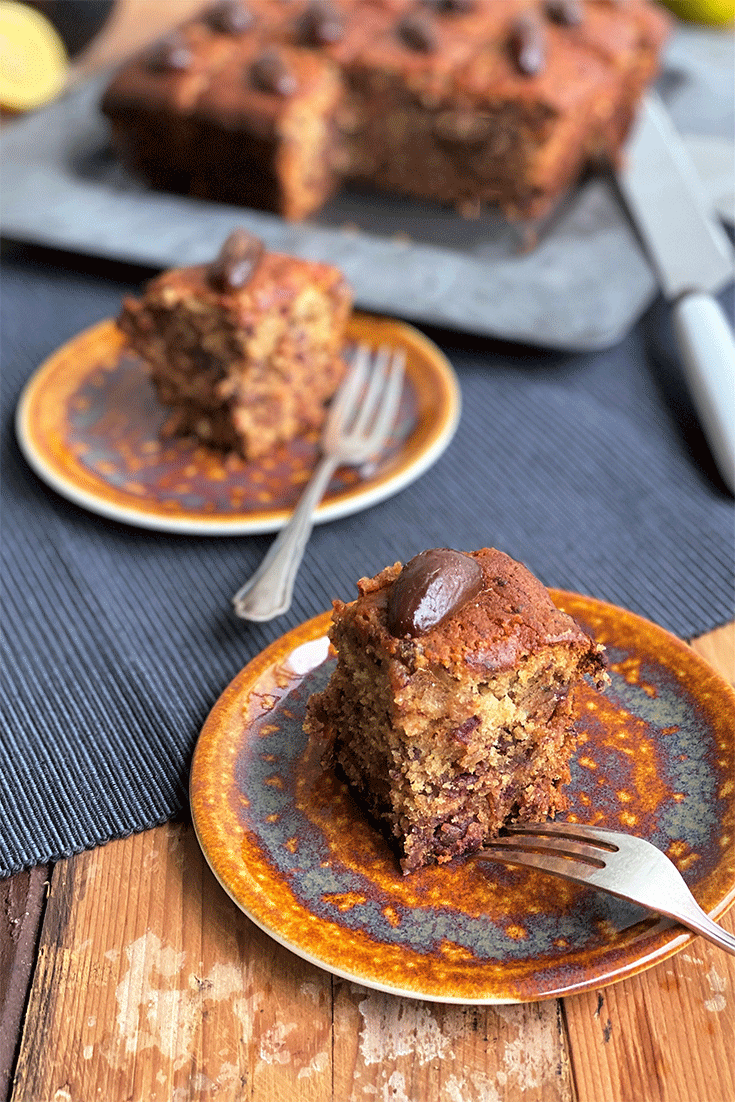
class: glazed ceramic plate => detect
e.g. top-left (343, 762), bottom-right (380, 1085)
top-left (190, 591), bottom-right (735, 1004)
top-left (15, 312), bottom-right (460, 535)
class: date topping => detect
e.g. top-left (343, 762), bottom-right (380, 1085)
top-left (509, 12), bottom-right (546, 76)
top-left (396, 12), bottom-right (437, 53)
top-left (250, 49), bottom-right (298, 95)
top-left (296, 1), bottom-right (345, 46)
top-left (208, 229), bottom-right (264, 291)
top-left (544, 0), bottom-right (583, 26)
top-left (205, 1), bottom-right (255, 34)
top-left (387, 549), bottom-right (484, 638)
top-left (146, 32), bottom-right (193, 73)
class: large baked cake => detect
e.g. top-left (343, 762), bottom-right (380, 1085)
top-left (102, 0), bottom-right (670, 223)
top-left (118, 228), bottom-right (353, 457)
top-left (305, 547), bottom-right (608, 872)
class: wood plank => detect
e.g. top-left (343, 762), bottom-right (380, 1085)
top-left (0, 866), bottom-right (49, 1099)
top-left (563, 919), bottom-right (735, 1102)
top-left (690, 621), bottom-right (734, 686)
top-left (332, 984), bottom-right (574, 1102)
top-left (563, 624), bottom-right (735, 1102)
top-left (10, 822), bottom-right (334, 1102)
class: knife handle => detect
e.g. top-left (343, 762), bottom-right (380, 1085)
top-left (673, 291), bottom-right (735, 495)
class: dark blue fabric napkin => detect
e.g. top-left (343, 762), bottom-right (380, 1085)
top-left (1, 251), bottom-right (733, 877)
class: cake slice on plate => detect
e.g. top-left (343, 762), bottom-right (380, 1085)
top-left (119, 228), bottom-right (353, 458)
top-left (305, 547), bottom-right (608, 872)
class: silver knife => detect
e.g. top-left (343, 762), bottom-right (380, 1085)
top-left (617, 91), bottom-right (735, 494)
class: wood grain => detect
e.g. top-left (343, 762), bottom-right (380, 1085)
top-left (332, 989), bottom-right (574, 1102)
top-left (0, 866), bottom-right (48, 1099)
top-left (690, 621), bottom-right (734, 687)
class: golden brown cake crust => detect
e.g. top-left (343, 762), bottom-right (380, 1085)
top-left (123, 250), bottom-right (351, 323)
top-left (337, 547), bottom-right (601, 675)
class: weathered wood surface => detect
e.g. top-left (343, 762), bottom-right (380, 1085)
top-left (0, 867), bottom-right (48, 1095)
top-left (3, 623), bottom-right (733, 1102)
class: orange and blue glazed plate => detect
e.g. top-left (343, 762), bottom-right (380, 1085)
top-left (190, 591), bottom-right (735, 1003)
top-left (15, 311), bottom-right (460, 535)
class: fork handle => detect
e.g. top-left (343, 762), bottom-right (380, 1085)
top-left (672, 901), bottom-right (735, 957)
top-left (233, 454), bottom-right (339, 621)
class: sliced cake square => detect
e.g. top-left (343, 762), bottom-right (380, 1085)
top-left (119, 229), bottom-right (353, 458)
top-left (306, 547), bottom-right (607, 872)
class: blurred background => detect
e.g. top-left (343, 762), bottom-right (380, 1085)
top-left (1, 0), bottom-right (733, 117)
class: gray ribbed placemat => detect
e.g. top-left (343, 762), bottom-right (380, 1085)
top-left (1, 254), bottom-right (733, 876)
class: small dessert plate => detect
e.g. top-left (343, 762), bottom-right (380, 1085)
top-left (190, 591), bottom-right (735, 1005)
top-left (15, 312), bottom-right (460, 535)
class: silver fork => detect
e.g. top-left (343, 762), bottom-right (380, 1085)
top-left (475, 821), bottom-right (735, 956)
top-left (233, 344), bottom-right (405, 622)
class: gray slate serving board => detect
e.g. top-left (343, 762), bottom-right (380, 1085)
top-left (1, 27), bottom-right (732, 351)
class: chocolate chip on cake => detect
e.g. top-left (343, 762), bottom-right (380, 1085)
top-left (396, 12), bottom-right (438, 53)
top-left (205, 0), bottom-right (255, 34)
top-left (544, 0), bottom-right (584, 26)
top-left (387, 549), bottom-right (484, 637)
top-left (208, 229), bottom-right (264, 291)
top-left (145, 32), bottom-right (193, 73)
top-left (296, 1), bottom-right (345, 46)
top-left (250, 49), bottom-right (298, 96)
top-left (509, 12), bottom-right (547, 76)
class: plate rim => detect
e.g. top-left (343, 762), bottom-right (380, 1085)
top-left (15, 312), bottom-right (461, 535)
top-left (190, 591), bottom-right (735, 1005)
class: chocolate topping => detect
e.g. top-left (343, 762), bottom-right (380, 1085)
top-left (145, 32), bottom-right (193, 74)
top-left (544, 0), bottom-right (584, 26)
top-left (387, 550), bottom-right (484, 637)
top-left (509, 13), bottom-right (547, 76)
top-left (296, 1), bottom-right (345, 46)
top-left (205, 1), bottom-right (254, 34)
top-left (396, 12), bottom-right (437, 53)
top-left (250, 49), bottom-right (298, 96)
top-left (208, 229), bottom-right (264, 291)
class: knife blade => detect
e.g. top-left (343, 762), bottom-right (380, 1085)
top-left (617, 91), bottom-right (735, 494)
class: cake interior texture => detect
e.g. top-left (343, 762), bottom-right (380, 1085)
top-left (305, 547), bottom-right (607, 872)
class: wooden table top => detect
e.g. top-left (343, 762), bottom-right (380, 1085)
top-left (1, 3), bottom-right (734, 1100)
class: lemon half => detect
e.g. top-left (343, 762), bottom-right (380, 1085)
top-left (661, 0), bottom-right (735, 25)
top-left (0, 0), bottom-right (68, 112)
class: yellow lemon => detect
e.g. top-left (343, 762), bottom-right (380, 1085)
top-left (0, 0), bottom-right (68, 112)
top-left (661, 0), bottom-right (735, 25)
